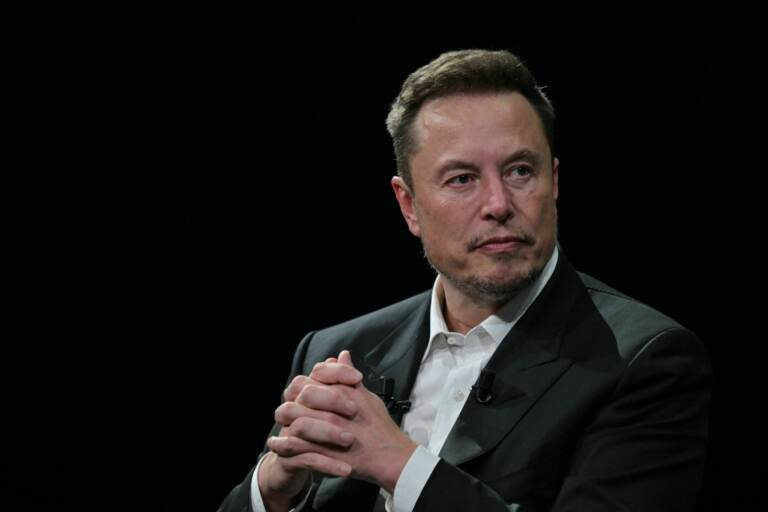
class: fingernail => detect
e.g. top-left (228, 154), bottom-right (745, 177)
top-left (338, 462), bottom-right (351, 475)
top-left (345, 400), bottom-right (357, 414)
top-left (339, 431), bottom-right (354, 444)
top-left (352, 369), bottom-right (363, 380)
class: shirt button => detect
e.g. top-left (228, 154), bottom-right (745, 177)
top-left (452, 388), bottom-right (465, 402)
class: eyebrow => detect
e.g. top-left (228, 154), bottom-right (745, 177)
top-left (435, 149), bottom-right (543, 176)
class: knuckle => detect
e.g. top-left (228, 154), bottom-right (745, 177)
top-left (274, 402), bottom-right (292, 424)
top-left (268, 437), bottom-right (283, 454)
top-left (298, 384), bottom-right (321, 403)
top-left (291, 416), bottom-right (309, 434)
top-left (284, 383), bottom-right (299, 400)
top-left (285, 376), bottom-right (306, 398)
top-left (281, 438), bottom-right (297, 456)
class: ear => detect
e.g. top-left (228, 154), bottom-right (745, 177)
top-left (552, 157), bottom-right (560, 201)
top-left (391, 176), bottom-right (421, 237)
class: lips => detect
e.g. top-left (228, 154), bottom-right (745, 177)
top-left (475, 236), bottom-right (530, 253)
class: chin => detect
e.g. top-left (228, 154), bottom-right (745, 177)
top-left (487, 256), bottom-right (539, 280)
top-left (488, 267), bottom-right (538, 291)
top-left (448, 263), bottom-right (543, 305)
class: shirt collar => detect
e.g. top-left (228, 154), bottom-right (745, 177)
top-left (424, 244), bottom-right (560, 358)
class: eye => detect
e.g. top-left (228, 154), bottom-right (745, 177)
top-left (447, 174), bottom-right (475, 186)
top-left (507, 166), bottom-right (533, 179)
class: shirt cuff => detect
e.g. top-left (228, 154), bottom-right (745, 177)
top-left (391, 445), bottom-right (440, 512)
top-left (250, 454), bottom-right (312, 512)
top-left (250, 455), bottom-right (270, 512)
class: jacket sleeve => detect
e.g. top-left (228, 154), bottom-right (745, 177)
top-left (217, 332), bottom-right (317, 512)
top-left (413, 328), bottom-right (712, 512)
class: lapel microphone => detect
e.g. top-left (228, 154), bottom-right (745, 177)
top-left (472, 369), bottom-right (496, 404)
top-left (375, 376), bottom-right (411, 413)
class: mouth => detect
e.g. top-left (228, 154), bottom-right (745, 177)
top-left (474, 236), bottom-right (531, 254)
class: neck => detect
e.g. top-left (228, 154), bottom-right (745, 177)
top-left (440, 279), bottom-right (506, 334)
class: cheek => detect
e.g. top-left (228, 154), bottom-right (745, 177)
top-left (422, 207), bottom-right (469, 242)
top-left (418, 211), bottom-right (472, 260)
top-left (532, 201), bottom-right (558, 239)
top-left (522, 190), bottom-right (557, 223)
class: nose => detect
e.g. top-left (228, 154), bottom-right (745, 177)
top-left (480, 173), bottom-right (514, 223)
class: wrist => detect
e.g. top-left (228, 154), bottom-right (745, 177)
top-left (258, 452), bottom-right (311, 511)
top-left (378, 439), bottom-right (418, 494)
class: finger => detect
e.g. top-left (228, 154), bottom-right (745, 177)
top-left (338, 350), bottom-right (354, 367)
top-left (283, 375), bottom-right (313, 402)
top-left (325, 357), bottom-right (338, 363)
top-left (280, 416), bottom-right (355, 455)
top-left (310, 361), bottom-right (362, 386)
top-left (269, 435), bottom-right (322, 459)
top-left (269, 434), bottom-right (354, 460)
top-left (275, 401), bottom-right (347, 429)
top-left (270, 446), bottom-right (352, 477)
top-left (296, 384), bottom-right (358, 417)
top-left (286, 416), bottom-right (355, 447)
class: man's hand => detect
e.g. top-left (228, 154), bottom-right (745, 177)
top-left (267, 351), bottom-right (418, 494)
top-left (257, 354), bottom-right (363, 511)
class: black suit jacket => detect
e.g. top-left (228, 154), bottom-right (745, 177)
top-left (219, 251), bottom-right (711, 511)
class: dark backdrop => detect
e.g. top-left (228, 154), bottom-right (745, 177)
top-left (23, 3), bottom-right (735, 510)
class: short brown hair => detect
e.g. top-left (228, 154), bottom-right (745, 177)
top-left (385, 49), bottom-right (555, 191)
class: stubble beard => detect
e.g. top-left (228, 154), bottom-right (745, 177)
top-left (421, 222), bottom-right (558, 308)
top-left (424, 248), bottom-right (545, 307)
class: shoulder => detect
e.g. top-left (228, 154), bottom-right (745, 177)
top-left (575, 271), bottom-right (702, 363)
top-left (577, 271), bottom-right (684, 332)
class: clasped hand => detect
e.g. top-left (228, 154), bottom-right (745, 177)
top-left (259, 350), bottom-right (417, 505)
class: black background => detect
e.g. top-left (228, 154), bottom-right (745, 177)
top-left (19, 2), bottom-right (742, 510)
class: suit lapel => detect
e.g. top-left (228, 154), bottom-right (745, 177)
top-left (357, 295), bottom-right (431, 422)
top-left (440, 252), bottom-right (587, 466)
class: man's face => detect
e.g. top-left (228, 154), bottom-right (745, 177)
top-left (392, 92), bottom-right (559, 304)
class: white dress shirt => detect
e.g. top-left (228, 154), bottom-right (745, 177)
top-left (252, 246), bottom-right (560, 512)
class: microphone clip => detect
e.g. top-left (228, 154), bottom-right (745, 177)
top-left (375, 376), bottom-right (411, 413)
top-left (472, 368), bottom-right (495, 404)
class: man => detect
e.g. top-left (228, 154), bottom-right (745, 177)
top-left (218, 49), bottom-right (711, 511)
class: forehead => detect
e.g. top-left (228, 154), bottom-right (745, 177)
top-left (412, 92), bottom-right (549, 158)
